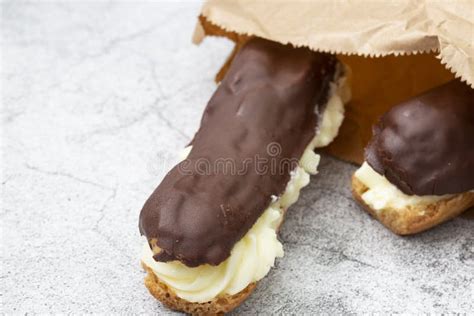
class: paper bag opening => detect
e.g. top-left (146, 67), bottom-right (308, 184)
top-left (192, 1), bottom-right (472, 164)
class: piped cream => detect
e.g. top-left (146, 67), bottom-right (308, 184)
top-left (354, 162), bottom-right (453, 212)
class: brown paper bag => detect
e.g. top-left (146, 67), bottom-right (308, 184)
top-left (192, 0), bottom-right (473, 164)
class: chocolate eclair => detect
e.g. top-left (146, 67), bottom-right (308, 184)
top-left (352, 80), bottom-right (474, 235)
top-left (140, 38), bottom-right (350, 314)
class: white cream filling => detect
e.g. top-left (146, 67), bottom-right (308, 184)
top-left (142, 71), bottom-right (349, 303)
top-left (354, 162), bottom-right (453, 212)
top-left (313, 65), bottom-right (351, 148)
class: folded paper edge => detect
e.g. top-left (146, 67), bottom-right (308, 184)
top-left (193, 6), bottom-right (473, 88)
top-left (437, 45), bottom-right (473, 88)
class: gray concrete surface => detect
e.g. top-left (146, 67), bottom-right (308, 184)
top-left (2, 1), bottom-right (473, 314)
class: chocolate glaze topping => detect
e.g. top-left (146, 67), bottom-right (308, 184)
top-left (366, 80), bottom-right (474, 196)
top-left (139, 38), bottom-right (338, 267)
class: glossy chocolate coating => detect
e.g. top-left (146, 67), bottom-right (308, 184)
top-left (366, 80), bottom-right (474, 196)
top-left (139, 38), bottom-right (337, 267)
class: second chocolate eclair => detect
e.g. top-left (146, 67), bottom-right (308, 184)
top-left (352, 79), bottom-right (474, 235)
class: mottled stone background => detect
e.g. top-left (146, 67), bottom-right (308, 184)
top-left (2, 1), bottom-right (473, 314)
